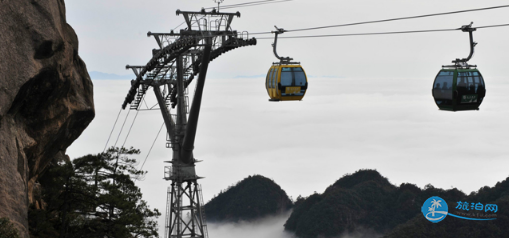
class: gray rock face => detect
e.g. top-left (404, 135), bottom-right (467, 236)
top-left (0, 0), bottom-right (94, 237)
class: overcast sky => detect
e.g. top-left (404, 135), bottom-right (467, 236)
top-left (65, 0), bottom-right (509, 236)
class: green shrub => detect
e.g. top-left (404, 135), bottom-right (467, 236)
top-left (0, 217), bottom-right (21, 238)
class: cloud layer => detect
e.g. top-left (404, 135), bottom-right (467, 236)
top-left (208, 211), bottom-right (295, 238)
top-left (68, 76), bottom-right (509, 235)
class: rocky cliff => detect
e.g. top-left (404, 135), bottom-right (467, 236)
top-left (0, 0), bottom-right (94, 237)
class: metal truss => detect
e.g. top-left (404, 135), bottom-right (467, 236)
top-left (122, 9), bottom-right (256, 238)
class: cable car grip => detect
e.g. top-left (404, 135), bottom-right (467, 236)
top-left (452, 22), bottom-right (477, 67)
top-left (271, 26), bottom-right (293, 63)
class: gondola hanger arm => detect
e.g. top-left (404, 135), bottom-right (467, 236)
top-left (271, 26), bottom-right (293, 62)
top-left (452, 22), bottom-right (477, 67)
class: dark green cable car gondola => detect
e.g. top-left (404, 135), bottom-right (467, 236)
top-left (265, 26), bottom-right (308, 101)
top-left (432, 23), bottom-right (486, 111)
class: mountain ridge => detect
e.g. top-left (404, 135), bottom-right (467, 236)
top-left (207, 170), bottom-right (509, 238)
top-left (88, 71), bottom-right (133, 80)
top-left (204, 175), bottom-right (293, 222)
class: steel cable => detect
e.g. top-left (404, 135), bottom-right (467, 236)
top-left (139, 122), bottom-right (165, 172)
top-left (120, 109), bottom-right (140, 149)
top-left (249, 4), bottom-right (509, 35)
top-left (255, 23), bottom-right (509, 39)
top-left (112, 108), bottom-right (131, 149)
top-left (103, 108), bottom-right (123, 152)
top-left (205, 0), bottom-right (292, 10)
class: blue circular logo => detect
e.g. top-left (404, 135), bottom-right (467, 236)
top-left (422, 196), bottom-right (448, 223)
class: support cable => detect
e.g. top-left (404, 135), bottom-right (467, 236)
top-left (173, 22), bottom-right (185, 31)
top-left (257, 27), bottom-right (457, 39)
top-left (112, 109), bottom-right (131, 149)
top-left (110, 109), bottom-right (132, 173)
top-left (204, 0), bottom-right (292, 10)
top-left (477, 23), bottom-right (509, 29)
top-left (139, 122), bottom-right (165, 172)
top-left (120, 109), bottom-right (140, 149)
top-left (219, 0), bottom-right (292, 10)
top-left (255, 23), bottom-right (509, 39)
top-left (142, 97), bottom-right (150, 110)
top-left (250, 4), bottom-right (509, 35)
top-left (103, 108), bottom-right (123, 152)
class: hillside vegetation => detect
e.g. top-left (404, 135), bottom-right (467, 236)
top-left (385, 177), bottom-right (509, 238)
top-left (283, 169), bottom-right (509, 238)
top-left (204, 175), bottom-right (292, 222)
top-left (204, 170), bottom-right (509, 237)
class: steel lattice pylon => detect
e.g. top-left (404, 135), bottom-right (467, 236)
top-left (164, 174), bottom-right (208, 238)
top-left (122, 9), bottom-right (256, 238)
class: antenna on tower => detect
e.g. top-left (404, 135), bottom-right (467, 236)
top-left (214, 0), bottom-right (224, 12)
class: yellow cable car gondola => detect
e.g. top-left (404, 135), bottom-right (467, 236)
top-left (266, 26), bottom-right (308, 101)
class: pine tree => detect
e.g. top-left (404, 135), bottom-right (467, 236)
top-left (29, 147), bottom-right (160, 238)
top-left (68, 147), bottom-right (160, 238)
